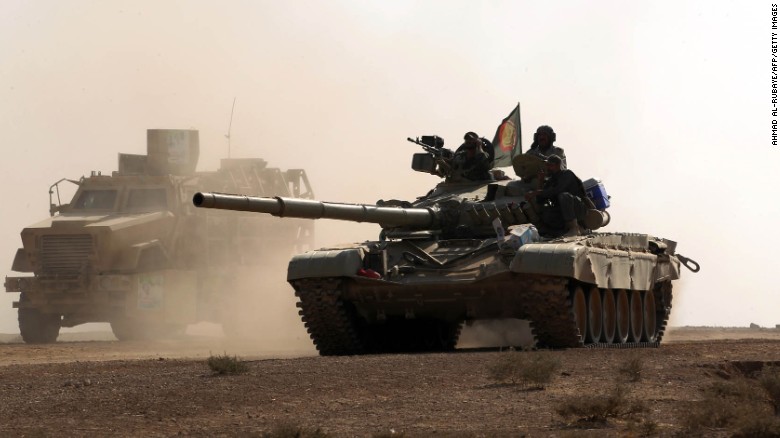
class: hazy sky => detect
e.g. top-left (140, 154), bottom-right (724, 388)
top-left (0, 1), bottom-right (773, 333)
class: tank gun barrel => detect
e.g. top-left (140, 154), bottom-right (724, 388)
top-left (193, 192), bottom-right (435, 228)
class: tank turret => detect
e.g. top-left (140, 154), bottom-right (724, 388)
top-left (194, 180), bottom-right (609, 240)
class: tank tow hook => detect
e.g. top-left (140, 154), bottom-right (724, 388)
top-left (677, 254), bottom-right (700, 273)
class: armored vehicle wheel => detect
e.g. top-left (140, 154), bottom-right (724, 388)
top-left (642, 290), bottom-right (658, 342)
top-left (570, 286), bottom-right (587, 343)
top-left (628, 290), bottom-right (644, 342)
top-left (615, 289), bottom-right (630, 344)
top-left (18, 307), bottom-right (61, 344)
top-left (600, 288), bottom-right (617, 343)
top-left (586, 286), bottom-right (603, 343)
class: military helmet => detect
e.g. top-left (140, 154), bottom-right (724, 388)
top-left (533, 125), bottom-right (556, 143)
top-left (463, 131), bottom-right (479, 141)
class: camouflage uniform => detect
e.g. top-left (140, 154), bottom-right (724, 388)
top-left (449, 134), bottom-right (493, 182)
top-left (449, 148), bottom-right (492, 182)
top-left (525, 145), bottom-right (567, 169)
top-left (535, 167), bottom-right (587, 234)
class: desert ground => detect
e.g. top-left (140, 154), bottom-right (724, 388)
top-left (2, 326), bottom-right (780, 437)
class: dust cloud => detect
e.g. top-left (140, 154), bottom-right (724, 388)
top-left (0, 2), bottom-right (775, 345)
top-left (205, 247), bottom-right (317, 356)
top-left (457, 319), bottom-right (536, 350)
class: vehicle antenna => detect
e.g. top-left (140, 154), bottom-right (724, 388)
top-left (225, 97), bottom-right (236, 158)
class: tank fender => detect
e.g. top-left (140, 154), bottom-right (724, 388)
top-left (287, 248), bottom-right (364, 281)
top-left (509, 243), bottom-right (676, 290)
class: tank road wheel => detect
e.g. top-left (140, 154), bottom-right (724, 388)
top-left (642, 289), bottom-right (658, 342)
top-left (586, 286), bottom-right (603, 344)
top-left (570, 286), bottom-right (588, 343)
top-left (615, 289), bottom-right (630, 344)
top-left (18, 308), bottom-right (61, 344)
top-left (628, 290), bottom-right (644, 343)
top-left (600, 288), bottom-right (617, 344)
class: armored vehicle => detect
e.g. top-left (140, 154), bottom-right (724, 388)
top-left (5, 129), bottom-right (314, 343)
top-left (193, 134), bottom-right (699, 355)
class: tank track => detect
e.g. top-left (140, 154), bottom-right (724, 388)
top-left (292, 278), bottom-right (463, 355)
top-left (292, 277), bottom-right (673, 355)
top-left (522, 277), bottom-right (582, 348)
top-left (653, 280), bottom-right (674, 345)
top-left (293, 278), bottom-right (364, 355)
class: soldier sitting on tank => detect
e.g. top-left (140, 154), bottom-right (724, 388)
top-left (524, 155), bottom-right (588, 237)
top-left (448, 132), bottom-right (493, 182)
top-left (525, 125), bottom-right (567, 169)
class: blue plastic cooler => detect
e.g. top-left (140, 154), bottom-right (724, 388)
top-left (583, 178), bottom-right (610, 210)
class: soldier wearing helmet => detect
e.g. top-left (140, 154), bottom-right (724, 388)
top-left (525, 125), bottom-right (566, 169)
top-left (449, 132), bottom-right (493, 182)
top-left (524, 154), bottom-right (588, 237)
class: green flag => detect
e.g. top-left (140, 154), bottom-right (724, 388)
top-left (491, 104), bottom-right (521, 168)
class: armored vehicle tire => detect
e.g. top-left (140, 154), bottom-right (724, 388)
top-left (18, 307), bottom-right (61, 344)
top-left (615, 289), bottom-right (630, 344)
top-left (585, 286), bottom-right (603, 343)
top-left (600, 289), bottom-right (617, 343)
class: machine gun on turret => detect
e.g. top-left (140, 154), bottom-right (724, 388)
top-left (408, 135), bottom-right (456, 178)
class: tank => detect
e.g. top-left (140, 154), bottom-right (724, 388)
top-left (193, 137), bottom-right (700, 355)
top-left (4, 129), bottom-right (315, 343)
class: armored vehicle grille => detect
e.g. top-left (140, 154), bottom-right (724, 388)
top-left (40, 234), bottom-right (93, 275)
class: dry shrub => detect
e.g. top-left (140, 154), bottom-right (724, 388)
top-left (555, 384), bottom-right (646, 423)
top-left (681, 396), bottom-right (744, 431)
top-left (733, 415), bottom-right (780, 438)
top-left (207, 352), bottom-right (248, 375)
top-left (760, 366), bottom-right (780, 415)
top-left (618, 354), bottom-right (643, 382)
top-left (681, 378), bottom-right (780, 435)
top-left (487, 350), bottom-right (561, 389)
top-left (707, 379), bottom-right (759, 400)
